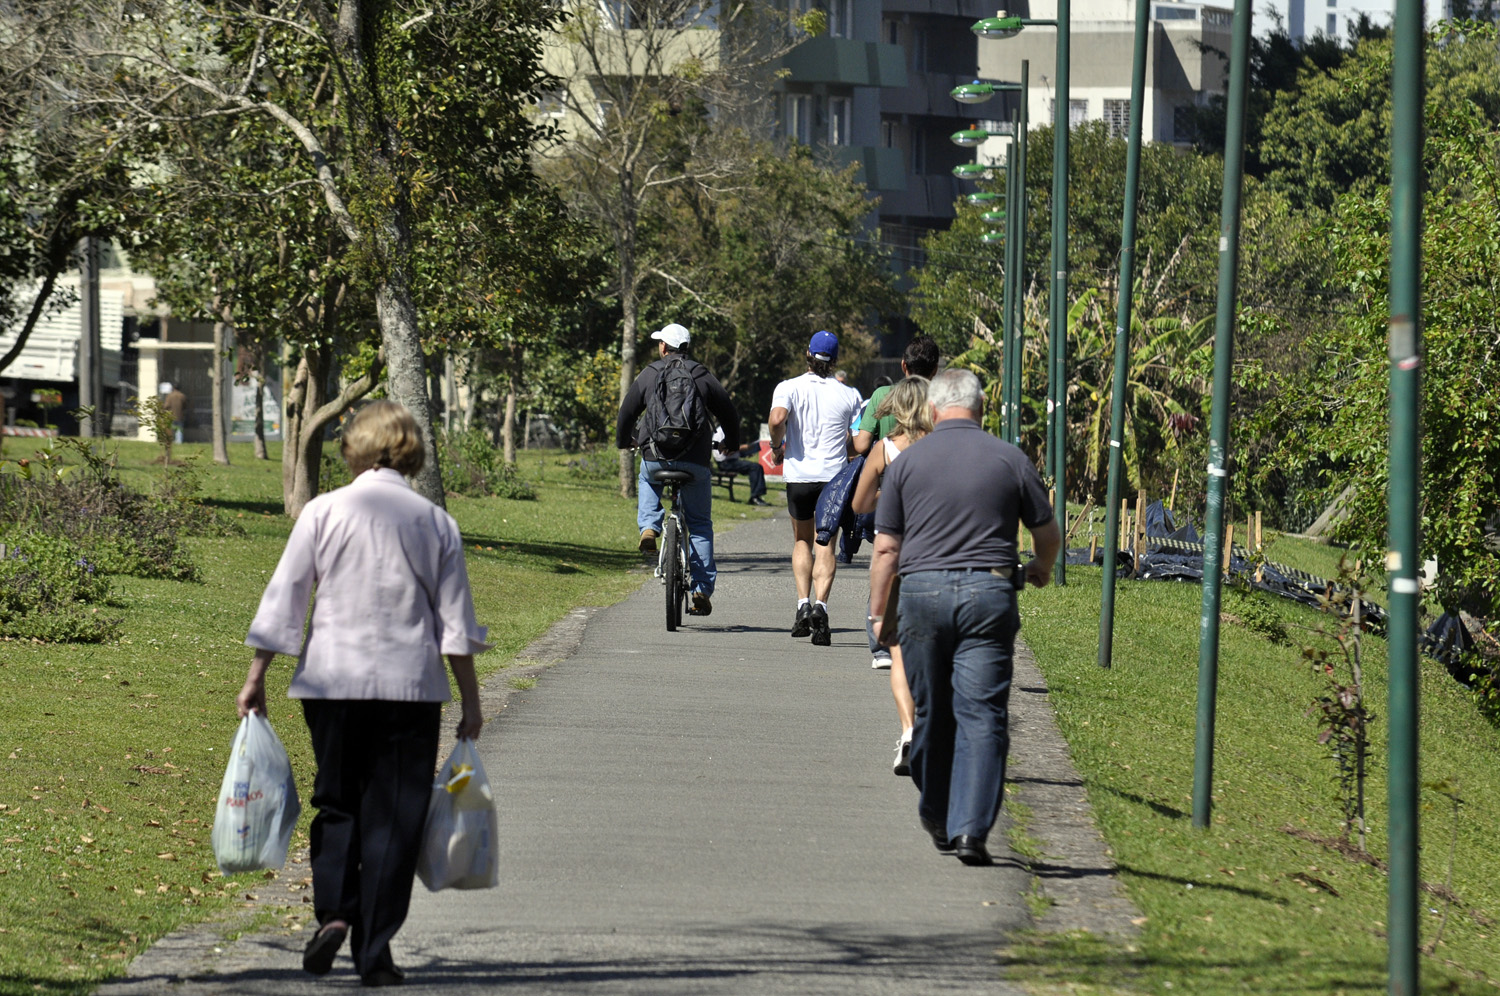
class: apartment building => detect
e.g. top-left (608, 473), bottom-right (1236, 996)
top-left (974, 0), bottom-right (1234, 150)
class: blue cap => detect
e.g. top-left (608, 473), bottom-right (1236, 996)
top-left (808, 330), bottom-right (839, 361)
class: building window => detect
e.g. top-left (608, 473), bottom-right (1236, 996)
top-left (881, 120), bottom-right (898, 148)
top-left (536, 87), bottom-right (566, 118)
top-left (1172, 105), bottom-right (1196, 143)
top-left (1327, 13), bottom-right (1337, 32)
top-left (912, 132), bottom-right (926, 174)
top-left (826, 0), bottom-right (854, 38)
top-left (1050, 99), bottom-right (1089, 128)
top-left (595, 100), bottom-right (615, 129)
top-left (910, 27), bottom-right (927, 71)
top-left (1103, 99), bottom-right (1130, 138)
top-left (884, 18), bottom-right (899, 45)
top-left (828, 95), bottom-right (852, 145)
top-left (785, 94), bottom-right (811, 144)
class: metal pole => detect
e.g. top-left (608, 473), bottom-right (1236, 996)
top-left (1050, 0), bottom-right (1071, 583)
top-left (1003, 124), bottom-right (1019, 442)
top-left (78, 237), bottom-right (101, 438)
top-left (1014, 78), bottom-right (1029, 446)
top-left (1386, 0), bottom-right (1424, 988)
top-left (1190, 0), bottom-right (1252, 830)
top-left (1097, 0), bottom-right (1151, 669)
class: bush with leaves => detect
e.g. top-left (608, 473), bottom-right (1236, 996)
top-left (437, 429), bottom-right (537, 501)
top-left (0, 531), bottom-right (120, 643)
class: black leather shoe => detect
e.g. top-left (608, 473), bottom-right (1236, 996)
top-left (689, 591), bottom-right (712, 616)
top-left (810, 605), bottom-right (831, 646)
top-left (921, 817), bottom-right (955, 853)
top-left (361, 950), bottom-right (406, 987)
top-left (302, 922), bottom-right (347, 975)
top-left (791, 603), bottom-right (812, 638)
top-left (748, 496), bottom-right (770, 506)
top-left (953, 834), bottom-right (992, 866)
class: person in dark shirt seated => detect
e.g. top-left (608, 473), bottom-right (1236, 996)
top-left (712, 427), bottom-right (769, 506)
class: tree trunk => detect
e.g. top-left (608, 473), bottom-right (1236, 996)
top-left (211, 292), bottom-right (231, 466)
top-left (616, 200), bottom-right (640, 498)
top-left (252, 344), bottom-right (268, 461)
top-left (503, 342), bottom-right (519, 466)
top-left (281, 343), bottom-right (383, 517)
top-left (374, 271), bottom-right (444, 507)
top-left (281, 351), bottom-right (328, 518)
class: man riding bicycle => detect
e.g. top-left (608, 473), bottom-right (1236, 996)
top-left (615, 323), bottom-right (741, 617)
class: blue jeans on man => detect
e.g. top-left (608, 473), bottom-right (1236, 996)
top-left (638, 458), bottom-right (716, 597)
top-left (897, 569), bottom-right (1020, 841)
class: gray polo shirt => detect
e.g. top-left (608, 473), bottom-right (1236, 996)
top-left (875, 418), bottom-right (1054, 575)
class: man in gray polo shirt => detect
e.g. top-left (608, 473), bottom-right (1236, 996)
top-left (869, 369), bottom-right (1061, 866)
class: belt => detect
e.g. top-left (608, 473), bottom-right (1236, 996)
top-left (949, 566), bottom-right (1014, 578)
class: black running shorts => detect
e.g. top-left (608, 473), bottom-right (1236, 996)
top-left (785, 480), bottom-right (828, 521)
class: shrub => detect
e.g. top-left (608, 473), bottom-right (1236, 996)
top-left (437, 429), bottom-right (537, 501)
top-left (565, 448), bottom-right (619, 482)
top-left (0, 532), bottom-right (120, 643)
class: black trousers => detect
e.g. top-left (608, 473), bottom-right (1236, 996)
top-left (716, 456), bottom-right (767, 500)
top-left (302, 699), bottom-right (441, 976)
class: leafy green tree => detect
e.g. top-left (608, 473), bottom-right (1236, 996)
top-left (1253, 27), bottom-right (1500, 618)
top-left (68, 0), bottom-right (562, 507)
top-left (537, 0), bottom-right (811, 493)
top-left (640, 141), bottom-right (900, 425)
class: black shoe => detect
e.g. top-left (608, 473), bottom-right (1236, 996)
top-left (748, 496), bottom-right (770, 506)
top-left (361, 966), bottom-right (406, 987)
top-left (953, 834), bottom-right (992, 866)
top-left (361, 950), bottom-right (406, 987)
top-left (302, 922), bottom-right (347, 976)
top-left (810, 604), bottom-right (831, 646)
top-left (689, 591), bottom-right (712, 616)
top-left (921, 817), bottom-right (954, 853)
top-left (791, 603), bottom-right (813, 638)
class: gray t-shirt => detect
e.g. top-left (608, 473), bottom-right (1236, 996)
top-left (875, 418), bottom-right (1053, 575)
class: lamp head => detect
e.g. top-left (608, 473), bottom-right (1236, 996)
top-left (950, 127), bottom-right (989, 147)
top-left (951, 81), bottom-right (995, 104)
top-left (952, 163), bottom-right (990, 180)
top-left (973, 13), bottom-right (1024, 39)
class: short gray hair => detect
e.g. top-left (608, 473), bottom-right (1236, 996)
top-left (927, 368), bottom-right (984, 415)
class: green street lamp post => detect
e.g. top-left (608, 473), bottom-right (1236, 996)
top-left (970, 8), bottom-right (1069, 578)
top-left (950, 73), bottom-right (1026, 439)
top-left (1097, 0), bottom-right (1151, 668)
top-left (1190, 0), bottom-right (1253, 831)
top-left (1386, 0), bottom-right (1423, 989)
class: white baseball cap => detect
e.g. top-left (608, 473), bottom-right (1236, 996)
top-left (650, 323), bottom-right (691, 349)
top-left (158, 381), bottom-right (173, 394)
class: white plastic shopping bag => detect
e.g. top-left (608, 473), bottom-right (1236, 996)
top-left (211, 712), bottom-right (302, 874)
top-left (416, 738), bottom-right (498, 891)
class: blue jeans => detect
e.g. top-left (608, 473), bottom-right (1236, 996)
top-left (898, 569), bottom-right (1020, 840)
top-left (638, 459), bottom-right (716, 597)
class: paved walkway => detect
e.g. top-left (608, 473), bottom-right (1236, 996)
top-left (101, 513), bottom-right (1136, 996)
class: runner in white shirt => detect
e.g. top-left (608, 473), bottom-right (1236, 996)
top-left (767, 330), bottom-right (861, 646)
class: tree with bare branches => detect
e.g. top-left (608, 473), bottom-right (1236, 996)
top-left (537, 0), bottom-right (816, 495)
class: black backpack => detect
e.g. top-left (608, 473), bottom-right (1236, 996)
top-left (641, 355), bottom-right (708, 461)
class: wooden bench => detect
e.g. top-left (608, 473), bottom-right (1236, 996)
top-left (712, 469), bottom-right (740, 501)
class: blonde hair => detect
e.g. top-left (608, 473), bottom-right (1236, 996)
top-left (875, 376), bottom-right (933, 440)
top-left (340, 400), bottom-right (425, 477)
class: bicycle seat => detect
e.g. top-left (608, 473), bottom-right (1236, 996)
top-left (650, 469), bottom-right (695, 485)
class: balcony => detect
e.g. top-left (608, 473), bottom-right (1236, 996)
top-left (783, 37), bottom-right (908, 87)
top-left (827, 146), bottom-right (907, 191)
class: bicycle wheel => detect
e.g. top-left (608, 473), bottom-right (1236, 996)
top-left (663, 515), bottom-right (681, 632)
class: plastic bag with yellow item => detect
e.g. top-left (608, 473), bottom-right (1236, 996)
top-left (416, 738), bottom-right (498, 891)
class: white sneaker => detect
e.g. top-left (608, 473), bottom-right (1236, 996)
top-left (892, 736), bottom-right (912, 777)
top-left (871, 653), bottom-right (892, 670)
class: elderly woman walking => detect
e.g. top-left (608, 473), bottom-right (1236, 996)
top-left (237, 401), bottom-right (490, 987)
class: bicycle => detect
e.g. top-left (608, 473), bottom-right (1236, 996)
top-left (651, 468), bottom-right (694, 632)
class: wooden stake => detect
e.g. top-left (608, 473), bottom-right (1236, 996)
top-left (1224, 524), bottom-right (1234, 577)
top-left (1254, 511), bottom-right (1265, 582)
top-left (1169, 468), bottom-right (1180, 514)
top-left (1134, 489), bottom-right (1147, 578)
top-left (1090, 535), bottom-right (1099, 562)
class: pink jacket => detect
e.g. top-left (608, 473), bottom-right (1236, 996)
top-left (246, 468), bottom-right (491, 701)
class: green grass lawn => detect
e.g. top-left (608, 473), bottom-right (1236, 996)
top-left (0, 438), bottom-right (770, 995)
top-left (1010, 567), bottom-right (1499, 994)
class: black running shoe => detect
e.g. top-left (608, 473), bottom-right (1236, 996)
top-left (810, 604), bottom-right (831, 646)
top-left (791, 603), bottom-right (813, 638)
